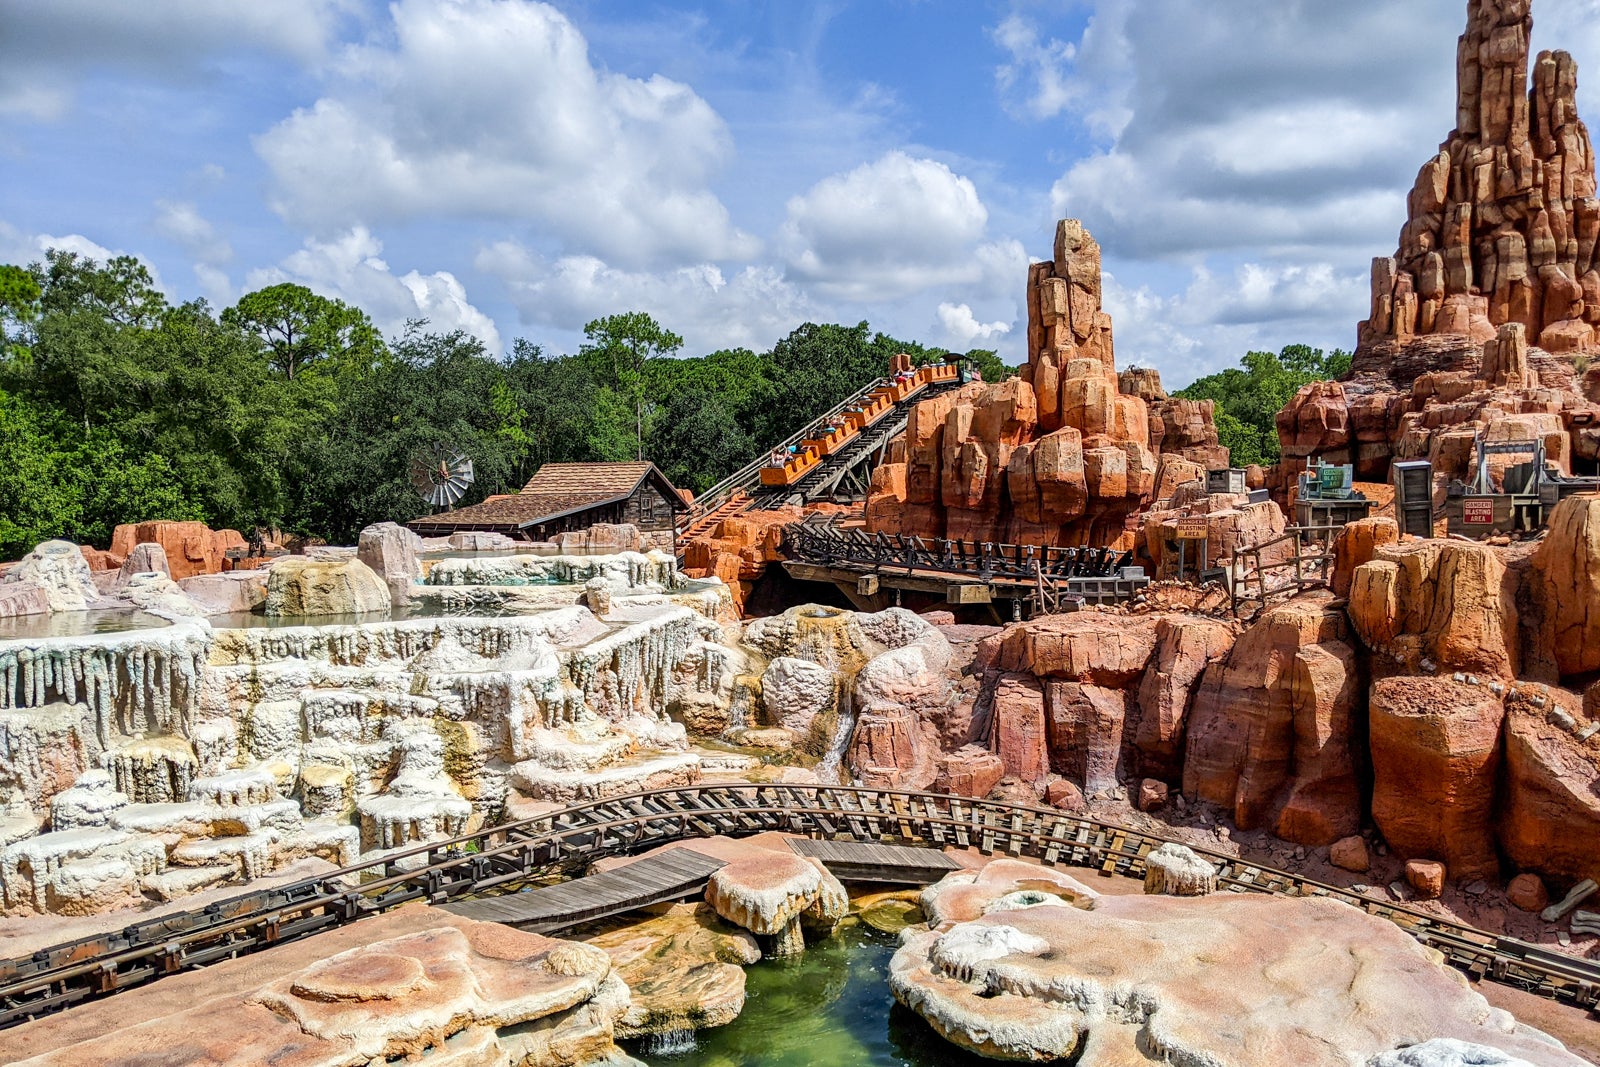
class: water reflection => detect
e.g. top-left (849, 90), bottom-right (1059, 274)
top-left (0, 609), bottom-right (170, 641)
top-left (632, 923), bottom-right (990, 1067)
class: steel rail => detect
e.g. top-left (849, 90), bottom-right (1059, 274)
top-left (1, 785), bottom-right (1595, 1030)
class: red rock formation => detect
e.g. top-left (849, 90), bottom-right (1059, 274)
top-left (1364, 0), bottom-right (1599, 359)
top-left (1369, 675), bottom-right (1504, 880)
top-left (1495, 684), bottom-right (1600, 887)
top-left (1348, 538), bottom-right (1519, 678)
top-left (1531, 493), bottom-right (1600, 677)
top-left (1182, 594), bottom-right (1360, 845)
top-left (867, 219), bottom-right (1225, 549)
top-left (1275, 0), bottom-right (1600, 490)
top-left (108, 522), bottom-right (247, 581)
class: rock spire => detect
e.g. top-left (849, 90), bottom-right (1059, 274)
top-left (1362, 0), bottom-right (1599, 360)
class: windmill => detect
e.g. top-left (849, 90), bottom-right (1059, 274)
top-left (408, 443), bottom-right (475, 511)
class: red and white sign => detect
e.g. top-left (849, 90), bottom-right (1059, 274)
top-left (1461, 498), bottom-right (1496, 525)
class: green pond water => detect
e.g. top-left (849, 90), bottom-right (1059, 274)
top-left (628, 922), bottom-right (992, 1067)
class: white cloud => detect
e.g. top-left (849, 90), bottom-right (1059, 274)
top-left (255, 0), bottom-right (755, 267)
top-left (1102, 260), bottom-right (1367, 388)
top-left (476, 241), bottom-right (813, 355)
top-left (246, 228), bottom-right (502, 354)
top-left (992, 11), bottom-right (1079, 120)
top-left (936, 302), bottom-right (1013, 349)
top-left (0, 222), bottom-right (118, 268)
top-left (779, 152), bottom-right (994, 301)
top-left (153, 201), bottom-right (232, 265)
top-left (0, 0), bottom-right (348, 120)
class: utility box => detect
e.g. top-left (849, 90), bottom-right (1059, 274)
top-left (1206, 468), bottom-right (1248, 495)
top-left (1392, 460), bottom-right (1433, 538)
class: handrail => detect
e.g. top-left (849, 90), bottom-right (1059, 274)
top-left (2, 784), bottom-right (1593, 1028)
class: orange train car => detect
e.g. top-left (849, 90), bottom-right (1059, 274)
top-left (759, 364), bottom-right (958, 487)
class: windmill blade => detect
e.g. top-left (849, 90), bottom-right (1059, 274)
top-left (408, 442), bottom-right (476, 511)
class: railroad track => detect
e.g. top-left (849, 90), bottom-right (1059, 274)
top-left (2, 785), bottom-right (1595, 1029)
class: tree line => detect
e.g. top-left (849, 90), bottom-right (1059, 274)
top-left (0, 249), bottom-right (1345, 559)
top-left (0, 250), bottom-right (1009, 557)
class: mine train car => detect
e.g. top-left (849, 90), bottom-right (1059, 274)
top-left (759, 363), bottom-right (961, 487)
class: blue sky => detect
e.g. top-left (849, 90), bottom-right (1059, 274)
top-left (3, 0), bottom-right (1599, 387)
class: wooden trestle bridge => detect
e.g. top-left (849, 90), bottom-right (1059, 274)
top-left (1, 785), bottom-right (1596, 1030)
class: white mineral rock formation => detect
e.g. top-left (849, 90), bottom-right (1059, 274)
top-left (7, 541), bottom-right (102, 612)
top-left (356, 521), bottom-right (424, 607)
top-left (890, 861), bottom-right (1587, 1066)
top-left (1143, 842), bottom-right (1217, 896)
top-left (760, 656), bottom-right (836, 735)
top-left (704, 851), bottom-right (846, 957)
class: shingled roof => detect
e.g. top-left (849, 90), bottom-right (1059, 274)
top-left (408, 462), bottom-right (685, 534)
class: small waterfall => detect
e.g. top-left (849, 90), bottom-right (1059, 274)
top-left (815, 672), bottom-right (856, 784)
top-left (637, 1028), bottom-right (698, 1057)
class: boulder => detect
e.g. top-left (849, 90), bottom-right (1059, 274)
top-left (1143, 843), bottom-right (1215, 896)
top-left (0, 581), bottom-right (50, 619)
top-left (6, 541), bottom-right (101, 612)
top-left (178, 571), bottom-right (268, 615)
top-left (554, 523), bottom-right (647, 555)
top-left (114, 543), bottom-right (171, 587)
top-left (1369, 676), bottom-right (1504, 880)
top-left (705, 852), bottom-right (843, 957)
top-left (1330, 836), bottom-right (1371, 873)
top-left (1043, 778), bottom-right (1086, 812)
top-left (1406, 859), bottom-right (1446, 900)
top-left (934, 745), bottom-right (1005, 799)
top-left (1137, 778), bottom-right (1169, 812)
top-left (356, 522), bottom-right (423, 607)
top-left (1506, 873), bottom-right (1550, 913)
top-left (263, 557), bottom-right (391, 617)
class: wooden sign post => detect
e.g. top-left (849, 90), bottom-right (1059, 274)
top-left (1172, 518), bottom-right (1210, 581)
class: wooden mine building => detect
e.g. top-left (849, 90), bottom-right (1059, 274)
top-left (408, 462), bottom-right (687, 548)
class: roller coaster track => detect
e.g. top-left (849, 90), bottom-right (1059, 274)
top-left (2, 785), bottom-right (1596, 1030)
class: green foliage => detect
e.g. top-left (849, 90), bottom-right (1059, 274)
top-left (580, 312), bottom-right (683, 461)
top-left (222, 283), bottom-right (386, 381)
top-left (0, 245), bottom-right (962, 551)
top-left (963, 348), bottom-right (1016, 384)
top-left (1175, 344), bottom-right (1351, 467)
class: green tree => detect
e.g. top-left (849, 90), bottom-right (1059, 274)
top-left (1176, 344), bottom-right (1351, 467)
top-left (579, 312), bottom-right (682, 461)
top-left (0, 265), bottom-right (40, 365)
top-left (222, 283), bottom-right (386, 381)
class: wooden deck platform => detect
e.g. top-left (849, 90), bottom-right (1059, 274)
top-left (440, 847), bottom-right (728, 933)
top-left (787, 838), bottom-right (962, 884)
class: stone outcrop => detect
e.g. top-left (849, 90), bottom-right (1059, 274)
top-left (1348, 538), bottom-right (1518, 678)
top-left (586, 901), bottom-right (759, 1038)
top-left (263, 557), bottom-right (392, 617)
top-left (6, 541), bottom-right (102, 613)
top-left (1531, 493), bottom-right (1600, 677)
top-left (704, 851), bottom-right (846, 957)
top-left (1369, 675), bottom-right (1505, 880)
top-left (890, 859), bottom-right (1588, 1066)
top-left (356, 521), bottom-right (423, 607)
top-left (1495, 684), bottom-right (1600, 887)
top-left (866, 220), bottom-right (1224, 549)
top-left (109, 521), bottom-right (248, 581)
top-left (1183, 594), bottom-right (1361, 845)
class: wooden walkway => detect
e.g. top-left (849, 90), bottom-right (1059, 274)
top-left (789, 838), bottom-right (962, 884)
top-left (440, 847), bottom-right (727, 933)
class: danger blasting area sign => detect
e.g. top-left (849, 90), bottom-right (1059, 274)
top-left (1173, 517), bottom-right (1210, 541)
top-left (1461, 498), bottom-right (1496, 525)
